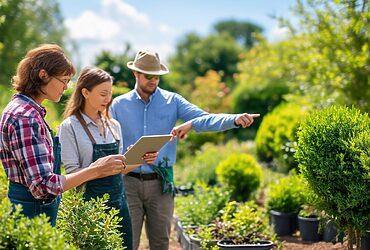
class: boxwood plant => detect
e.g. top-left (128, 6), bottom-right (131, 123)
top-left (295, 105), bottom-right (370, 250)
top-left (216, 153), bottom-right (262, 201)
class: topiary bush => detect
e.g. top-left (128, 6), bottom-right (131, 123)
top-left (57, 190), bottom-right (124, 250)
top-left (256, 103), bottom-right (307, 173)
top-left (0, 198), bottom-right (72, 249)
top-left (295, 105), bottom-right (370, 249)
top-left (265, 174), bottom-right (306, 213)
top-left (216, 154), bottom-right (262, 201)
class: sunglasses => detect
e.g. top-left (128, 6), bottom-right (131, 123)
top-left (141, 73), bottom-right (160, 80)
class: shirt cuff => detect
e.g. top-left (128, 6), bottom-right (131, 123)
top-left (59, 175), bottom-right (66, 192)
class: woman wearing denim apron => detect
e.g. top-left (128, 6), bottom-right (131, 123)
top-left (59, 67), bottom-right (158, 249)
top-left (0, 44), bottom-right (127, 227)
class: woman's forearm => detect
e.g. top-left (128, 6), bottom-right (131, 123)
top-left (62, 154), bottom-right (126, 191)
top-left (63, 166), bottom-right (99, 191)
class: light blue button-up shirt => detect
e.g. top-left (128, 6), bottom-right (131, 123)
top-left (111, 86), bottom-right (239, 173)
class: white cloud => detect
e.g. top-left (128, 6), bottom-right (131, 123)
top-left (268, 26), bottom-right (289, 42)
top-left (65, 11), bottom-right (120, 41)
top-left (101, 0), bottom-right (150, 26)
top-left (64, 0), bottom-right (176, 67)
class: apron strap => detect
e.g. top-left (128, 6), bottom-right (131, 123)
top-left (106, 120), bottom-right (120, 142)
top-left (75, 112), bottom-right (120, 144)
top-left (75, 112), bottom-right (97, 144)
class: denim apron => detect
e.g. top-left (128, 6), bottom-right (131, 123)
top-left (8, 126), bottom-right (61, 227)
top-left (76, 114), bottom-right (132, 250)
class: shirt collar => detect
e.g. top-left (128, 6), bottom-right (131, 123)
top-left (71, 112), bottom-right (97, 126)
top-left (14, 93), bottom-right (47, 118)
top-left (133, 84), bottom-right (160, 103)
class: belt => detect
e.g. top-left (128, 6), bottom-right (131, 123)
top-left (127, 172), bottom-right (159, 181)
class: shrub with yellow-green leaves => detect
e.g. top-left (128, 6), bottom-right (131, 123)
top-left (216, 154), bottom-right (262, 202)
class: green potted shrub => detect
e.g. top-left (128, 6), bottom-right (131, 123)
top-left (265, 174), bottom-right (306, 236)
top-left (295, 105), bottom-right (370, 250)
top-left (216, 154), bottom-right (262, 201)
top-left (190, 201), bottom-right (276, 250)
top-left (216, 201), bottom-right (276, 249)
top-left (297, 186), bottom-right (322, 242)
top-left (298, 205), bottom-right (321, 242)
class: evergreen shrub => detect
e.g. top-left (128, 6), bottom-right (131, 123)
top-left (265, 174), bottom-right (306, 213)
top-left (57, 190), bottom-right (124, 250)
top-left (216, 154), bottom-right (262, 201)
top-left (295, 105), bottom-right (370, 246)
top-left (256, 103), bottom-right (307, 172)
top-left (0, 198), bottom-right (71, 249)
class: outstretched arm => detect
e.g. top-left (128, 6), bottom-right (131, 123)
top-left (171, 113), bottom-right (260, 140)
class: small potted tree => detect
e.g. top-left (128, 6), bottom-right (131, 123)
top-left (265, 174), bottom-right (306, 236)
top-left (295, 106), bottom-right (370, 250)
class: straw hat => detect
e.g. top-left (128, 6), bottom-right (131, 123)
top-left (127, 50), bottom-right (169, 75)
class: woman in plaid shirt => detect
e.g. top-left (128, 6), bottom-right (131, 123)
top-left (0, 44), bottom-right (126, 226)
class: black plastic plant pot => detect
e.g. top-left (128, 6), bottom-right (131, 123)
top-left (361, 231), bottom-right (370, 250)
top-left (269, 209), bottom-right (298, 236)
top-left (217, 240), bottom-right (273, 250)
top-left (298, 215), bottom-right (320, 242)
top-left (322, 219), bottom-right (344, 243)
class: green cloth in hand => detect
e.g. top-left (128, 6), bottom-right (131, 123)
top-left (151, 157), bottom-right (175, 197)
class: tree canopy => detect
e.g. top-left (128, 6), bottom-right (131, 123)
top-left (214, 19), bottom-right (263, 49)
top-left (94, 45), bottom-right (136, 89)
top-left (0, 0), bottom-right (66, 85)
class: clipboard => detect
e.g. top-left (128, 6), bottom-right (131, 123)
top-left (123, 134), bottom-right (172, 165)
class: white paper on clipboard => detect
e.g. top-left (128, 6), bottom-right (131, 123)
top-left (123, 134), bottom-right (172, 165)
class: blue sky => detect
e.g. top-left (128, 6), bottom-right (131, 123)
top-left (58, 0), bottom-right (297, 67)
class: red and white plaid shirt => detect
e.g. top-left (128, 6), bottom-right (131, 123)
top-left (0, 94), bottom-right (65, 199)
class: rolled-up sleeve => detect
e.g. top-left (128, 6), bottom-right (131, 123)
top-left (10, 117), bottom-right (64, 199)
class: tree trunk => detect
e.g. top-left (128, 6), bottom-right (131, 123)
top-left (355, 229), bottom-right (360, 250)
top-left (348, 226), bottom-right (353, 250)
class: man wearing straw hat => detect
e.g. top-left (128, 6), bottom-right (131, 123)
top-left (111, 50), bottom-right (259, 250)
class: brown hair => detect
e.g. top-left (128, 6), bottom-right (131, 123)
top-left (12, 44), bottom-right (76, 96)
top-left (63, 66), bottom-right (113, 120)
